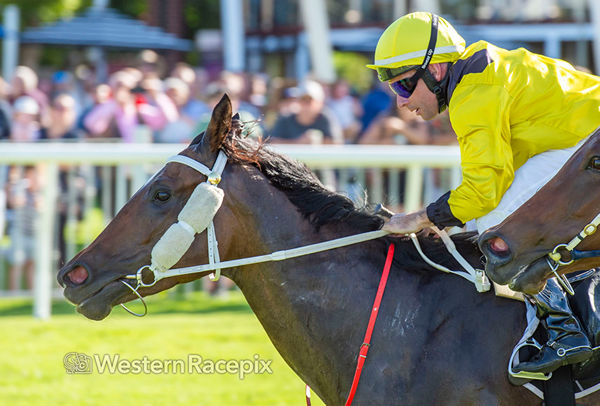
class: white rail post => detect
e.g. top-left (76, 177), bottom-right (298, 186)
top-left (393, 0), bottom-right (406, 19)
top-left (0, 165), bottom-right (8, 241)
top-left (65, 167), bottom-right (78, 263)
top-left (2, 4), bottom-right (20, 82)
top-left (405, 165), bottom-right (424, 212)
top-left (115, 164), bottom-right (127, 213)
top-left (388, 169), bottom-right (400, 209)
top-left (220, 0), bottom-right (245, 72)
top-left (299, 0), bottom-right (336, 83)
top-left (370, 168), bottom-right (384, 205)
top-left (34, 163), bottom-right (58, 319)
top-left (101, 166), bottom-right (112, 224)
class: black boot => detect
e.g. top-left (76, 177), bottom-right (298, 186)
top-left (514, 278), bottom-right (592, 375)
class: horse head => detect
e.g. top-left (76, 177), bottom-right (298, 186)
top-left (57, 95), bottom-right (249, 320)
top-left (479, 131), bottom-right (600, 294)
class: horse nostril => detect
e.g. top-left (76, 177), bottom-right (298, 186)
top-left (488, 237), bottom-right (510, 257)
top-left (67, 266), bottom-right (89, 285)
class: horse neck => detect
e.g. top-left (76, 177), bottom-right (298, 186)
top-left (220, 166), bottom-right (396, 403)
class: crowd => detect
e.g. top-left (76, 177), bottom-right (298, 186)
top-left (0, 51), bottom-right (456, 146)
top-left (0, 50), bottom-right (457, 291)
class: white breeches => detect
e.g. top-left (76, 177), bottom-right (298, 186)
top-left (476, 136), bottom-right (590, 233)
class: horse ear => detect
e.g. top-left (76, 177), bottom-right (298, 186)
top-left (206, 94), bottom-right (232, 153)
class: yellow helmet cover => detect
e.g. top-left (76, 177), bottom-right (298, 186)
top-left (367, 12), bottom-right (466, 81)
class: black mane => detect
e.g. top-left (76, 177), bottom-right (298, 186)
top-left (228, 137), bottom-right (384, 232)
top-left (193, 126), bottom-right (482, 272)
top-left (193, 124), bottom-right (384, 232)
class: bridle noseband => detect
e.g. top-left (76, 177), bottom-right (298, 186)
top-left (544, 212), bottom-right (600, 295)
top-left (120, 150), bottom-right (228, 316)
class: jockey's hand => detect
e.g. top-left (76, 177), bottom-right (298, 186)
top-left (382, 209), bottom-right (433, 235)
top-left (417, 227), bottom-right (440, 238)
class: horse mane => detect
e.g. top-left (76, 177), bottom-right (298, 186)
top-left (192, 122), bottom-right (384, 232)
top-left (191, 123), bottom-right (483, 271)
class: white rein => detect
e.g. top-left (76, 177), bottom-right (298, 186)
top-left (121, 151), bottom-right (490, 316)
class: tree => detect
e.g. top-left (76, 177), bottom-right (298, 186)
top-left (0, 0), bottom-right (92, 27)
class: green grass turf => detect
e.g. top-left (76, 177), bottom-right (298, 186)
top-left (0, 291), bottom-right (326, 406)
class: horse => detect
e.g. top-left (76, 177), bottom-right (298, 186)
top-left (57, 95), bottom-right (597, 405)
top-left (479, 129), bottom-right (600, 295)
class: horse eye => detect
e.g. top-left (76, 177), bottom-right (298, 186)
top-left (587, 156), bottom-right (600, 171)
top-left (154, 190), bottom-right (171, 202)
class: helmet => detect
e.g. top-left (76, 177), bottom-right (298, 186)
top-left (367, 12), bottom-right (466, 82)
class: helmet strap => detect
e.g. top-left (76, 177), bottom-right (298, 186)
top-left (410, 14), bottom-right (439, 84)
top-left (422, 65), bottom-right (451, 113)
top-left (412, 14), bottom-right (449, 113)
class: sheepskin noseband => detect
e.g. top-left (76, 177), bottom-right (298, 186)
top-left (150, 151), bottom-right (228, 281)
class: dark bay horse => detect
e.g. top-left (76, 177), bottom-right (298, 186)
top-left (479, 130), bottom-right (600, 294)
top-left (58, 96), bottom-right (597, 405)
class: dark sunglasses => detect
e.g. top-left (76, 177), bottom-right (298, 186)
top-left (388, 72), bottom-right (419, 98)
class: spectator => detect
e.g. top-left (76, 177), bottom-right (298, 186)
top-left (193, 82), bottom-right (262, 139)
top-left (248, 73), bottom-right (269, 113)
top-left (0, 76), bottom-right (11, 140)
top-left (262, 79), bottom-right (302, 129)
top-left (77, 83), bottom-right (111, 137)
top-left (83, 71), bottom-right (168, 142)
top-left (10, 96), bottom-right (41, 142)
top-left (220, 72), bottom-right (262, 119)
top-left (139, 74), bottom-right (178, 123)
top-left (49, 71), bottom-right (85, 117)
top-left (359, 106), bottom-right (430, 145)
top-left (6, 165), bottom-right (39, 290)
top-left (358, 79), bottom-right (393, 139)
top-left (327, 79), bottom-right (362, 143)
top-left (9, 66), bottom-right (48, 126)
top-left (155, 77), bottom-right (196, 143)
top-left (268, 80), bottom-right (342, 144)
top-left (170, 63), bottom-right (210, 120)
top-left (40, 94), bottom-right (80, 140)
top-left (138, 49), bottom-right (165, 80)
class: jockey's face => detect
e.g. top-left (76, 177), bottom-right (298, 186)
top-left (390, 64), bottom-right (445, 121)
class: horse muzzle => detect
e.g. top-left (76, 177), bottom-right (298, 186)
top-left (478, 231), bottom-right (515, 284)
top-left (506, 257), bottom-right (549, 295)
top-left (58, 262), bottom-right (138, 320)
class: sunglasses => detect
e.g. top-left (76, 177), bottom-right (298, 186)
top-left (388, 72), bottom-right (419, 98)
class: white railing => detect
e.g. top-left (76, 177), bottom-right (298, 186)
top-left (0, 142), bottom-right (462, 318)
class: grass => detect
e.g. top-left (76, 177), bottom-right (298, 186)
top-left (0, 290), bottom-right (326, 406)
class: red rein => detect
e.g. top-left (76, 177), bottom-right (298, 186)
top-left (305, 243), bottom-right (395, 406)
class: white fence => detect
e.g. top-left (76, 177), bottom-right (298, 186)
top-left (0, 142), bottom-right (462, 318)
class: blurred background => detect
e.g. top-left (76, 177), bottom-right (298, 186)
top-left (0, 1), bottom-right (597, 404)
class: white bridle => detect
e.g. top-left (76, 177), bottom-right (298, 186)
top-left (542, 212), bottom-right (600, 295)
top-left (120, 151), bottom-right (489, 316)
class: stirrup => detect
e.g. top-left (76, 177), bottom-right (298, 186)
top-left (508, 338), bottom-right (552, 382)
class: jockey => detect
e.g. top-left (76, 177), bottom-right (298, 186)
top-left (370, 12), bottom-right (597, 375)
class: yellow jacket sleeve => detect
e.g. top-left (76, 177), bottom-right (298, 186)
top-left (447, 84), bottom-right (515, 223)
